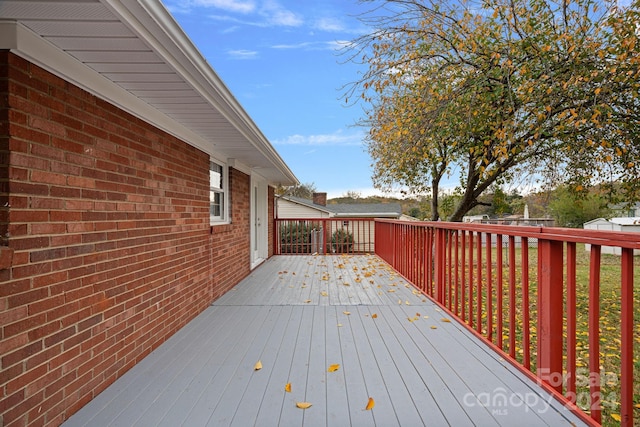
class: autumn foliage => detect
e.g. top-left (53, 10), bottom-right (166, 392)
top-left (346, 0), bottom-right (640, 221)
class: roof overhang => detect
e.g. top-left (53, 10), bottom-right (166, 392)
top-left (0, 0), bottom-right (298, 186)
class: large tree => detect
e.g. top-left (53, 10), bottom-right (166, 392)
top-left (346, 0), bottom-right (640, 221)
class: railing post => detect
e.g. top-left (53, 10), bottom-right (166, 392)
top-left (537, 238), bottom-right (564, 392)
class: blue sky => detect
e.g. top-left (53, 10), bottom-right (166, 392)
top-left (162, 0), bottom-right (380, 198)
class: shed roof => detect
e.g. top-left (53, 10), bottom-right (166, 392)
top-left (0, 0), bottom-right (298, 186)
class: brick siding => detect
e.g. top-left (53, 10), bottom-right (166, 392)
top-left (0, 52), bottom-right (268, 426)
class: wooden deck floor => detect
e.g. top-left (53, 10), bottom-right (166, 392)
top-left (63, 255), bottom-right (587, 426)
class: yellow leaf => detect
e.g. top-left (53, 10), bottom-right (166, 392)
top-left (441, 318), bottom-right (451, 323)
top-left (328, 364), bottom-right (340, 372)
top-left (611, 414), bottom-right (621, 422)
top-left (365, 397), bottom-right (375, 410)
top-left (372, 313), bottom-right (378, 319)
top-left (296, 402), bottom-right (312, 409)
top-left (285, 383), bottom-right (292, 393)
top-left (343, 311), bottom-right (351, 315)
top-left (254, 360), bottom-right (263, 371)
top-left (321, 291), bottom-right (328, 297)
top-left (431, 326), bottom-right (438, 329)
top-left (304, 299), bottom-right (312, 303)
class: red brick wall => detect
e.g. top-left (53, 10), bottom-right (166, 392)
top-left (210, 168), bottom-right (251, 300)
top-left (0, 51), bottom-right (258, 426)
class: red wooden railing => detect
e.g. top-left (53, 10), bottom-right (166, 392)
top-left (274, 218), bottom-right (376, 255)
top-left (375, 219), bottom-right (639, 426)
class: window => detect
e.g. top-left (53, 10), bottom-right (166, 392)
top-left (210, 160), bottom-right (228, 223)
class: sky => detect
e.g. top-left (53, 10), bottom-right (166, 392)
top-left (161, 0), bottom-right (382, 199)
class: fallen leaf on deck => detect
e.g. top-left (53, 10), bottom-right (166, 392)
top-left (343, 311), bottom-right (351, 315)
top-left (337, 323), bottom-right (343, 327)
top-left (431, 326), bottom-right (438, 329)
top-left (304, 299), bottom-right (312, 303)
top-left (254, 360), bottom-right (262, 371)
top-left (371, 313), bottom-right (378, 319)
top-left (321, 291), bottom-right (328, 297)
top-left (328, 364), bottom-right (340, 372)
top-left (405, 301), bottom-right (411, 305)
top-left (285, 383), bottom-right (292, 393)
top-left (365, 397), bottom-right (375, 410)
top-left (296, 402), bottom-right (312, 409)
top-left (441, 318), bottom-right (451, 323)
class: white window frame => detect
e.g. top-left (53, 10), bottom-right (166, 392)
top-left (210, 159), bottom-right (229, 224)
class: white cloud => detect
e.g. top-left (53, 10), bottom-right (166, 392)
top-left (273, 130), bottom-right (364, 146)
top-left (260, 0), bottom-right (303, 27)
top-left (228, 49), bottom-right (259, 59)
top-left (271, 40), bottom-right (345, 51)
top-left (313, 17), bottom-right (346, 33)
top-left (191, 0), bottom-right (256, 13)
top-left (169, 0), bottom-right (301, 27)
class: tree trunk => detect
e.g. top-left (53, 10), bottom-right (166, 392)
top-left (430, 175), bottom-right (441, 221)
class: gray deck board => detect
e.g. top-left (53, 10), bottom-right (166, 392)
top-left (64, 255), bottom-right (588, 427)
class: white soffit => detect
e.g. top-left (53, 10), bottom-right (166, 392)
top-left (0, 0), bottom-right (297, 186)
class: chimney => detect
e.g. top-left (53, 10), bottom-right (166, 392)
top-left (313, 192), bottom-right (327, 206)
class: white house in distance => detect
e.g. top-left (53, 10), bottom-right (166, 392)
top-left (583, 217), bottom-right (640, 255)
top-left (276, 192), bottom-right (403, 219)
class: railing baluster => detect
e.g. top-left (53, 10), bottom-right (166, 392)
top-left (497, 234), bottom-right (503, 350)
top-left (589, 245), bottom-right (602, 424)
top-left (522, 237), bottom-right (530, 370)
top-left (620, 247), bottom-right (634, 426)
top-left (509, 235), bottom-right (516, 360)
top-left (469, 232), bottom-right (474, 329)
top-left (486, 232), bottom-right (493, 343)
top-left (566, 242), bottom-right (577, 404)
top-left (447, 230), bottom-right (453, 310)
top-left (476, 232), bottom-right (483, 334)
top-left (461, 231), bottom-right (466, 322)
top-left (454, 230), bottom-right (460, 317)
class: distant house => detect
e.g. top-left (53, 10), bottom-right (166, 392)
top-left (611, 202), bottom-right (640, 217)
top-left (0, 1), bottom-right (297, 425)
top-left (277, 192), bottom-right (402, 219)
top-left (583, 217), bottom-right (640, 255)
top-left (276, 193), bottom-right (403, 254)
